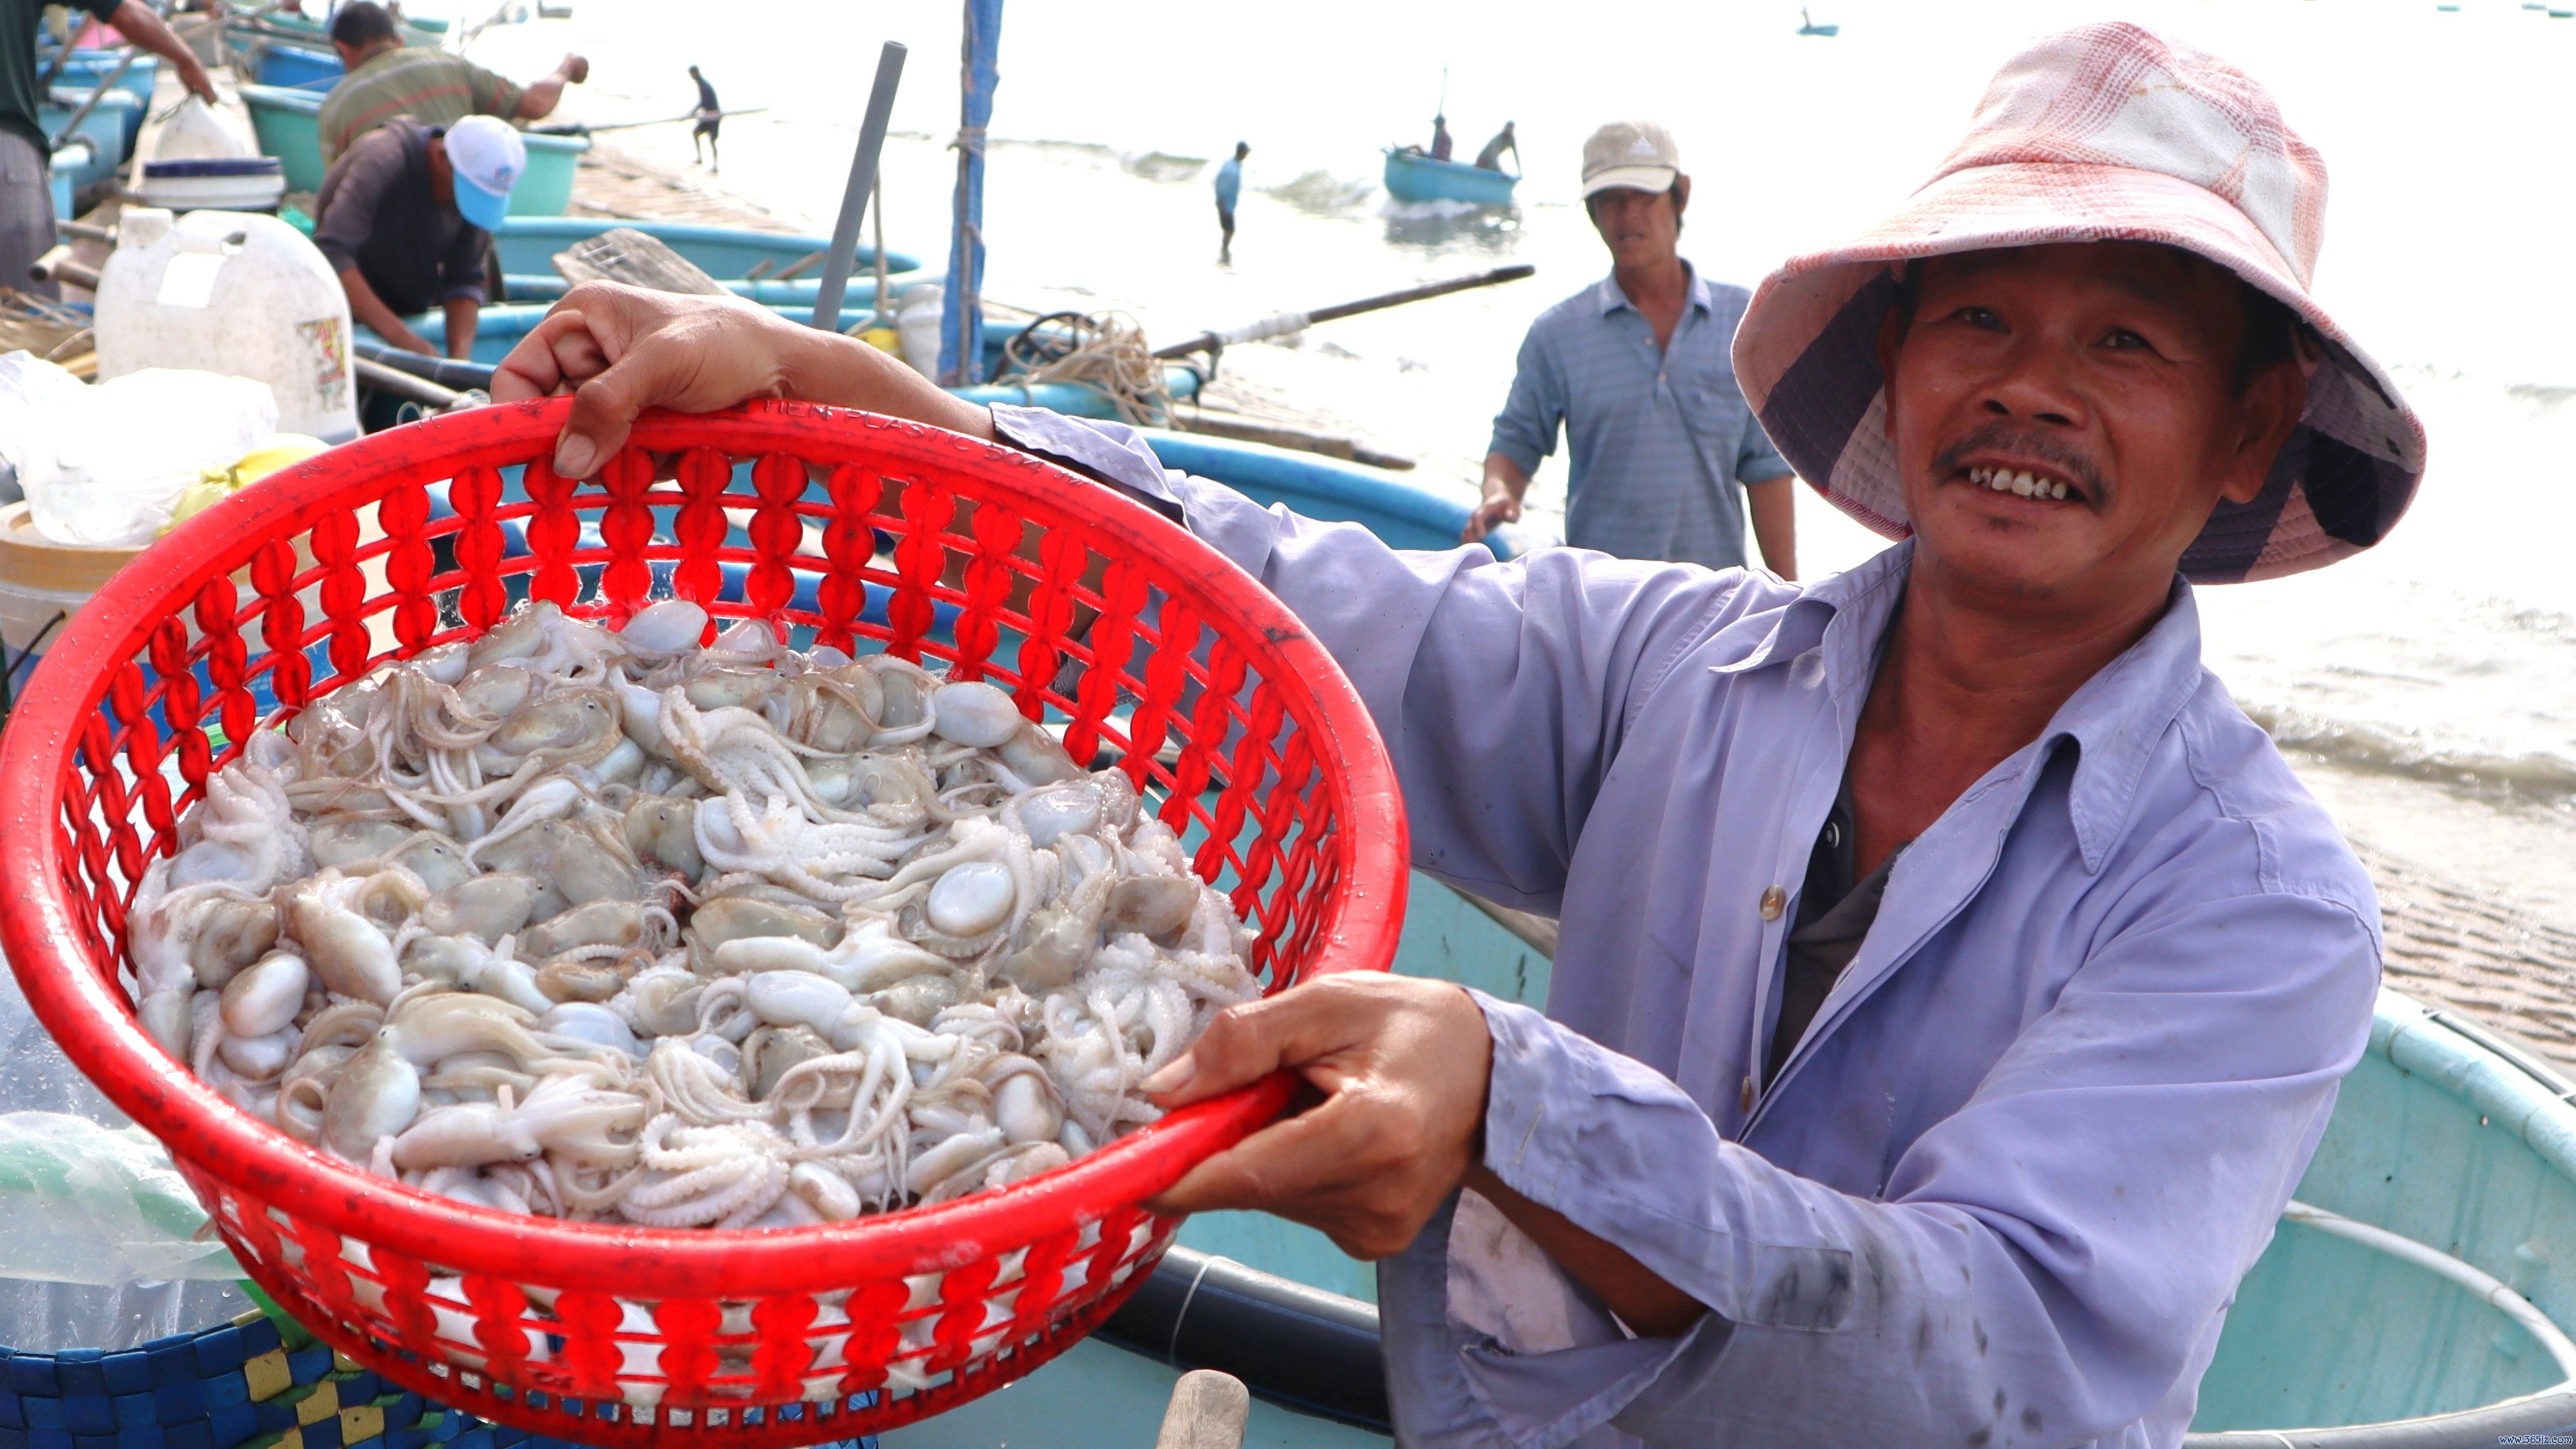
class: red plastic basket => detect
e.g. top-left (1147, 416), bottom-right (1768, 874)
top-left (0, 398), bottom-right (1408, 1445)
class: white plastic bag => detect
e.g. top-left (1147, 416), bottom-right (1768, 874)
top-left (149, 95), bottom-right (255, 163)
top-left (22, 369), bottom-right (277, 546)
top-left (0, 950), bottom-right (250, 1351)
top-left (0, 1114), bottom-right (240, 1285)
top-left (0, 351), bottom-right (89, 507)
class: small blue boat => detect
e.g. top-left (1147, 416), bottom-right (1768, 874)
top-left (40, 83), bottom-right (143, 161)
top-left (35, 50), bottom-right (158, 109)
top-left (35, 90), bottom-right (135, 191)
top-left (1798, 6), bottom-right (1841, 35)
top-left (245, 39), bottom-right (344, 91)
top-left (367, 306), bottom-right (1201, 422)
top-left (1381, 147), bottom-right (1518, 207)
top-left (489, 218), bottom-right (924, 307)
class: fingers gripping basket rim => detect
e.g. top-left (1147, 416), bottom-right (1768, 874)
top-left (0, 397), bottom-right (1408, 1438)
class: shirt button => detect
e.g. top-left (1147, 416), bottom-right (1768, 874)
top-left (1760, 885), bottom-right (1787, 921)
top-left (1740, 1076), bottom-right (1755, 1112)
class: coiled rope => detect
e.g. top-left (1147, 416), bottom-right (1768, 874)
top-left (999, 311), bottom-right (1175, 427)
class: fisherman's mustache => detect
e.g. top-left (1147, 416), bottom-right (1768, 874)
top-left (1932, 425), bottom-right (2106, 499)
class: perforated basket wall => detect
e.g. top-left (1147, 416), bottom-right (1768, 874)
top-left (0, 399), bottom-right (1408, 1447)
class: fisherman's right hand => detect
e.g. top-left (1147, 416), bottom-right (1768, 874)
top-left (492, 283), bottom-right (994, 479)
top-left (1460, 491), bottom-right (1522, 545)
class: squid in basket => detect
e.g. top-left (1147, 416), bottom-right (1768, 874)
top-left (124, 599), bottom-right (1264, 1230)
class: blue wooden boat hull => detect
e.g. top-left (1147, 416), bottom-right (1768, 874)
top-left (39, 52), bottom-right (158, 108)
top-left (1381, 147), bottom-right (1518, 206)
top-left (489, 218), bottom-right (924, 306)
top-left (1141, 429), bottom-right (1529, 558)
top-left (370, 306), bottom-right (1201, 420)
top-left (35, 94), bottom-right (134, 194)
top-left (247, 40), bottom-right (342, 91)
top-left (40, 86), bottom-right (142, 163)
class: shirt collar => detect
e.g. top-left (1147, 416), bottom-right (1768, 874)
top-left (1595, 260), bottom-right (1713, 319)
top-left (1714, 542), bottom-right (2211, 875)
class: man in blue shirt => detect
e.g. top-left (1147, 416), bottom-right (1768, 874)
top-left (1466, 121), bottom-right (1799, 576)
top-left (1212, 140), bottom-right (1245, 261)
top-left (496, 24), bottom-right (2424, 1442)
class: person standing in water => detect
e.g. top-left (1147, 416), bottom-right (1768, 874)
top-left (1213, 140), bottom-right (1246, 261)
top-left (688, 64), bottom-right (720, 169)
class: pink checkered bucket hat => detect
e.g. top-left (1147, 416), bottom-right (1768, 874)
top-left (1731, 21), bottom-right (2426, 583)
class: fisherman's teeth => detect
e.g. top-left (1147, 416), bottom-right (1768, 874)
top-left (1965, 466), bottom-right (2071, 501)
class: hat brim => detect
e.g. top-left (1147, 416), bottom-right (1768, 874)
top-left (1732, 161), bottom-right (2428, 583)
top-left (452, 172), bottom-right (511, 231)
top-left (1582, 165), bottom-right (1677, 199)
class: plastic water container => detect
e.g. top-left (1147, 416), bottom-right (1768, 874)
top-left (897, 283), bottom-right (945, 379)
top-left (94, 209), bottom-right (359, 443)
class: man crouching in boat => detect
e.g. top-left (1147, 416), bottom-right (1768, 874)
top-left (494, 24), bottom-right (2421, 1447)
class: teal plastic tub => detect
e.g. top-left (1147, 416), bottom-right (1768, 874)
top-left (237, 83), bottom-right (324, 193)
top-left (238, 85), bottom-right (585, 212)
top-left (504, 132), bottom-right (586, 216)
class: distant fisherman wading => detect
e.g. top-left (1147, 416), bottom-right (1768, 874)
top-left (1467, 121), bottom-right (1800, 575)
top-left (496, 24), bottom-right (2422, 1447)
top-left (689, 65), bottom-right (720, 168)
top-left (1213, 140), bottom-right (1245, 261)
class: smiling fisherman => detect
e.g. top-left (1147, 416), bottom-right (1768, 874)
top-left (494, 23), bottom-right (2423, 1447)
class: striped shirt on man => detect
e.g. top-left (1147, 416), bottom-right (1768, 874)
top-left (1490, 263), bottom-right (1791, 570)
top-left (318, 46), bottom-right (522, 165)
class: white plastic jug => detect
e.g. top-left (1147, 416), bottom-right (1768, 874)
top-left (93, 209), bottom-right (359, 443)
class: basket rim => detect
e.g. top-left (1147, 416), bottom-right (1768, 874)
top-left (0, 397), bottom-right (1408, 1296)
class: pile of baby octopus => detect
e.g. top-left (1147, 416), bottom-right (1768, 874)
top-left (126, 599), bottom-right (1263, 1229)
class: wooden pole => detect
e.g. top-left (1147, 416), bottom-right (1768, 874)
top-left (1150, 264), bottom-right (1534, 359)
top-left (811, 41), bottom-right (906, 329)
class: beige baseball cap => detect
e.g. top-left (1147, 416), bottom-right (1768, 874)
top-left (1582, 120), bottom-right (1680, 198)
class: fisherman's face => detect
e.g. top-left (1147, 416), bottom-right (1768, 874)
top-left (1587, 179), bottom-right (1685, 269)
top-left (1882, 242), bottom-right (2303, 606)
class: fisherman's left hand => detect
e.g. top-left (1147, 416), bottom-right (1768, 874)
top-left (492, 282), bottom-right (993, 478)
top-left (1142, 973), bottom-right (1493, 1260)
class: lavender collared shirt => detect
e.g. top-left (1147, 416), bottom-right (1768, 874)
top-left (990, 405), bottom-right (2382, 1449)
